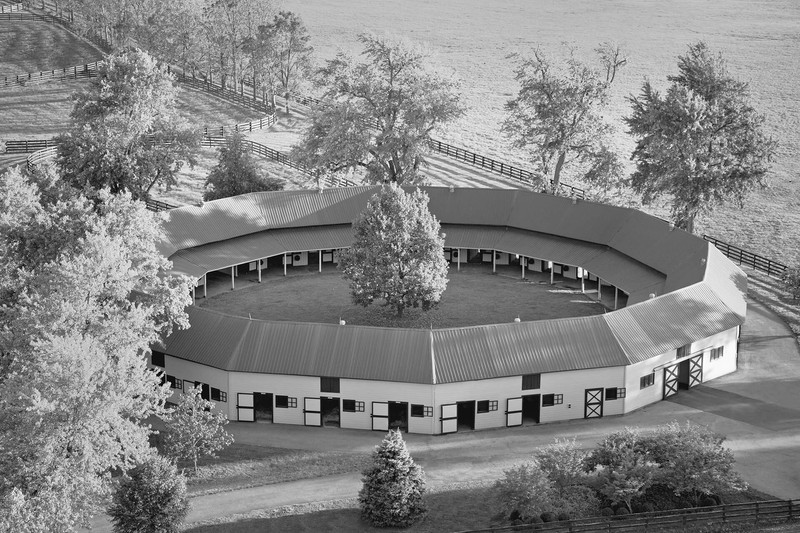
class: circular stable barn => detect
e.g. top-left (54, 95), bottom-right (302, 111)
top-left (152, 187), bottom-right (747, 435)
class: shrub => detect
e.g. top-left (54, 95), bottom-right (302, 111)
top-left (108, 455), bottom-right (190, 533)
top-left (203, 132), bottom-right (284, 201)
top-left (600, 507), bottom-right (615, 517)
top-left (557, 511), bottom-right (571, 521)
top-left (359, 429), bottom-right (427, 527)
top-left (493, 461), bottom-right (554, 520)
top-left (541, 511), bottom-right (558, 522)
top-left (0, 139), bottom-right (6, 154)
top-left (535, 438), bottom-right (589, 495)
top-left (782, 267), bottom-right (800, 300)
top-left (615, 507), bottom-right (630, 516)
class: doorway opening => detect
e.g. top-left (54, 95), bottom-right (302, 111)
top-left (388, 402), bottom-right (408, 432)
top-left (522, 394), bottom-right (540, 424)
top-left (253, 392), bottom-right (273, 422)
top-left (678, 359), bottom-right (691, 390)
top-left (457, 400), bottom-right (475, 430)
top-left (321, 397), bottom-right (340, 427)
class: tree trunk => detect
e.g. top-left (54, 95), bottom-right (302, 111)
top-left (284, 91), bottom-right (290, 114)
top-left (396, 305), bottom-right (404, 318)
top-left (552, 152), bottom-right (566, 195)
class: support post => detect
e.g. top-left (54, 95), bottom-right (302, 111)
top-left (203, 274), bottom-right (207, 298)
top-left (550, 262), bottom-right (554, 285)
top-left (192, 286), bottom-right (195, 302)
top-left (492, 251), bottom-right (496, 273)
top-left (457, 248), bottom-right (461, 271)
top-left (581, 271), bottom-right (585, 293)
top-left (521, 257), bottom-right (525, 279)
top-left (598, 278), bottom-right (602, 302)
top-left (319, 250), bottom-right (322, 273)
top-left (258, 258), bottom-right (262, 283)
top-left (284, 254), bottom-right (287, 276)
top-left (231, 266), bottom-right (235, 291)
top-left (614, 287), bottom-right (619, 310)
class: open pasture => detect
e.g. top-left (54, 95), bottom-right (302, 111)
top-left (199, 265), bottom-right (607, 329)
top-left (0, 18), bottom-right (103, 77)
top-left (284, 0), bottom-right (800, 264)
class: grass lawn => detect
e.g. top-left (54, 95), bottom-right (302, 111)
top-left (0, 19), bottom-right (103, 78)
top-left (199, 265), bottom-right (607, 328)
top-left (283, 0), bottom-right (800, 266)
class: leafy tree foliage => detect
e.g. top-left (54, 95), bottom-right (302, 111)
top-left (108, 455), bottom-right (190, 533)
top-left (493, 461), bottom-right (554, 521)
top-left (359, 429), bottom-right (427, 527)
top-left (339, 184), bottom-right (448, 318)
top-left (248, 11), bottom-right (313, 113)
top-left (293, 33), bottom-right (464, 184)
top-left (162, 385), bottom-right (234, 474)
top-left (782, 267), bottom-right (800, 301)
top-left (641, 421), bottom-right (747, 504)
top-left (0, 167), bottom-right (192, 531)
top-left (626, 42), bottom-right (777, 232)
top-left (203, 133), bottom-right (285, 201)
top-left (56, 48), bottom-right (200, 201)
top-left (504, 44), bottom-right (625, 193)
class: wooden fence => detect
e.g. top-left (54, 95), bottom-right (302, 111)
top-left (5, 138), bottom-right (59, 154)
top-left (170, 66), bottom-right (274, 115)
top-left (1, 61), bottom-right (100, 87)
top-left (459, 499), bottom-right (799, 533)
top-left (0, 3), bottom-right (23, 13)
top-left (703, 235), bottom-right (788, 278)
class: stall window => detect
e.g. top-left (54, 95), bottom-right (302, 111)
top-left (276, 395), bottom-right (297, 408)
top-left (542, 394), bottom-right (563, 407)
top-left (411, 404), bottom-right (425, 417)
top-left (343, 400), bottom-right (365, 412)
top-left (210, 387), bottom-right (227, 402)
top-left (151, 350), bottom-right (165, 367)
top-left (677, 344), bottom-right (690, 359)
top-left (321, 377), bottom-right (340, 393)
top-left (640, 373), bottom-right (655, 389)
top-left (710, 346), bottom-right (724, 360)
top-left (605, 387), bottom-right (626, 400)
top-left (166, 375), bottom-right (182, 390)
top-left (522, 373), bottom-right (541, 390)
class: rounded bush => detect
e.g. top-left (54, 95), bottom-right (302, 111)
top-left (615, 507), bottom-right (631, 516)
top-left (540, 511), bottom-right (558, 522)
top-left (600, 507), bottom-right (615, 517)
top-left (700, 496), bottom-right (717, 508)
top-left (557, 511), bottom-right (571, 521)
top-left (641, 502), bottom-right (656, 513)
top-left (529, 515), bottom-right (544, 524)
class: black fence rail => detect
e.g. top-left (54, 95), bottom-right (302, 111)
top-left (1, 61), bottom-right (100, 87)
top-left (144, 196), bottom-right (179, 212)
top-left (170, 66), bottom-right (274, 115)
top-left (5, 138), bottom-right (59, 154)
top-left (703, 235), bottom-right (788, 278)
top-left (25, 145), bottom-right (58, 173)
top-left (201, 136), bottom-right (357, 189)
top-left (459, 499), bottom-right (799, 533)
top-left (201, 115), bottom-right (276, 137)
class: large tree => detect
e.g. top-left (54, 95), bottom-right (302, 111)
top-left (504, 44), bottom-right (626, 194)
top-left (56, 48), bottom-right (200, 202)
top-left (293, 33), bottom-right (464, 184)
top-left (339, 184), bottom-right (448, 318)
top-left (626, 42), bottom-right (777, 232)
top-left (203, 133), bottom-right (284, 201)
top-left (0, 167), bottom-right (192, 531)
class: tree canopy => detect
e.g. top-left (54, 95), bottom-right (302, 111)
top-left (0, 166), bottom-right (192, 531)
top-left (339, 184), bottom-right (448, 318)
top-left (56, 48), bottom-right (200, 201)
top-left (504, 44), bottom-right (625, 194)
top-left (626, 42), bottom-right (777, 232)
top-left (203, 133), bottom-right (285, 201)
top-left (293, 33), bottom-right (464, 184)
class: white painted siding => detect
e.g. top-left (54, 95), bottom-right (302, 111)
top-left (528, 258), bottom-right (545, 272)
top-left (435, 376), bottom-right (520, 432)
top-left (538, 367), bottom-right (625, 423)
top-left (562, 265), bottom-right (578, 280)
top-left (622, 350), bottom-right (677, 413)
top-left (229, 373), bottom-right (319, 425)
top-left (692, 326), bottom-right (739, 382)
top-left (339, 379), bottom-right (434, 434)
top-left (164, 355), bottom-right (229, 407)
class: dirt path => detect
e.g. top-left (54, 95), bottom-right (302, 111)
top-left (82, 299), bottom-right (800, 531)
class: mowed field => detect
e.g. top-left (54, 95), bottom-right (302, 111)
top-left (283, 0), bottom-right (800, 264)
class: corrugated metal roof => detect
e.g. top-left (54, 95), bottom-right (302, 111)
top-left (158, 187), bottom-right (747, 384)
top-left (166, 307), bottom-right (433, 383)
top-left (604, 282), bottom-right (743, 364)
top-left (431, 315), bottom-right (630, 383)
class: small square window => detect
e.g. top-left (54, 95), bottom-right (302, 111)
top-left (424, 406), bottom-right (433, 417)
top-left (321, 377), bottom-right (340, 393)
top-left (711, 346), bottom-right (724, 360)
top-left (276, 395), bottom-right (289, 408)
top-left (522, 373), bottom-right (541, 390)
top-left (355, 401), bottom-right (364, 412)
top-left (489, 400), bottom-right (498, 411)
top-left (219, 391), bottom-right (227, 402)
top-left (211, 387), bottom-right (221, 401)
top-left (166, 375), bottom-right (182, 390)
top-left (640, 373), bottom-right (655, 389)
top-left (605, 387), bottom-right (626, 400)
top-left (477, 400), bottom-right (490, 413)
top-left (343, 399), bottom-right (356, 412)
top-left (542, 394), bottom-right (563, 407)
top-left (411, 404), bottom-right (425, 417)
top-left (151, 350), bottom-right (165, 368)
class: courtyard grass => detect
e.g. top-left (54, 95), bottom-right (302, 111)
top-left (198, 265), bottom-right (607, 329)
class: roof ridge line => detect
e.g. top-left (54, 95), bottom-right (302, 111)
top-left (430, 329), bottom-right (437, 385)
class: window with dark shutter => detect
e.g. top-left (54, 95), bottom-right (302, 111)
top-left (411, 404), bottom-right (425, 417)
top-left (522, 373), bottom-right (541, 390)
top-left (321, 377), bottom-right (340, 393)
top-left (477, 400), bottom-right (490, 413)
top-left (151, 350), bottom-right (165, 367)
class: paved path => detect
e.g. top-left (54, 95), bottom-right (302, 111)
top-left (84, 299), bottom-right (800, 531)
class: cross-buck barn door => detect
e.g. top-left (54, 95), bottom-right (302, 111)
top-left (371, 401), bottom-right (389, 431)
top-left (689, 354), bottom-right (703, 387)
top-left (303, 397), bottom-right (321, 426)
top-left (584, 388), bottom-right (603, 419)
top-left (440, 403), bottom-right (458, 434)
top-left (506, 397), bottom-right (523, 427)
top-left (664, 364), bottom-right (679, 399)
top-left (237, 393), bottom-right (254, 422)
